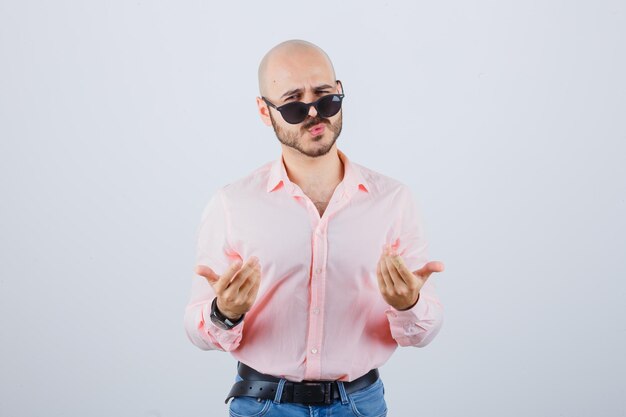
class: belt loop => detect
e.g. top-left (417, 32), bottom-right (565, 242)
top-left (336, 381), bottom-right (349, 405)
top-left (273, 378), bottom-right (287, 404)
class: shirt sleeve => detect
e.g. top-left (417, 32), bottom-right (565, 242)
top-left (183, 188), bottom-right (244, 352)
top-left (384, 185), bottom-right (444, 348)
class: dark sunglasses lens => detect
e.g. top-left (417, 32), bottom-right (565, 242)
top-left (280, 103), bottom-right (309, 124)
top-left (317, 95), bottom-right (343, 117)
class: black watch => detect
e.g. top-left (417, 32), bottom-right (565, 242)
top-left (210, 297), bottom-right (244, 330)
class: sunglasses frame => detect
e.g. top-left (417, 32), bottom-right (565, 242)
top-left (262, 80), bottom-right (344, 124)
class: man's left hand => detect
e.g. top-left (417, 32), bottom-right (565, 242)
top-left (376, 244), bottom-right (445, 310)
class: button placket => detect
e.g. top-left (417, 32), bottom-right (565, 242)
top-left (303, 187), bottom-right (353, 380)
top-left (304, 216), bottom-right (329, 380)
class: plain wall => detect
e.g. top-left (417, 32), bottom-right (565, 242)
top-left (1, 0), bottom-right (625, 416)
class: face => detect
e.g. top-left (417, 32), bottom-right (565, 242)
top-left (268, 102), bottom-right (342, 158)
top-left (257, 49), bottom-right (344, 158)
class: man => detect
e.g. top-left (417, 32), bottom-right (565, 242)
top-left (184, 39), bottom-right (445, 416)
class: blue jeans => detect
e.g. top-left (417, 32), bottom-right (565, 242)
top-left (228, 374), bottom-right (388, 417)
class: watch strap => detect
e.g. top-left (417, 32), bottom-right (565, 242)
top-left (210, 297), bottom-right (244, 329)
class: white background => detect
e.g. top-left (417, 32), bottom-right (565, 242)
top-left (1, 1), bottom-right (625, 416)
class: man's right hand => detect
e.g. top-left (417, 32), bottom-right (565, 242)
top-left (195, 257), bottom-right (262, 321)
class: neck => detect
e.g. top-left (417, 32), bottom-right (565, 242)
top-left (281, 145), bottom-right (344, 191)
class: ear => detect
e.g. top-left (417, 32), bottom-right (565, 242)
top-left (256, 96), bottom-right (272, 126)
top-left (336, 79), bottom-right (344, 95)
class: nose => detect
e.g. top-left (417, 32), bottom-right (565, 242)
top-left (307, 103), bottom-right (318, 118)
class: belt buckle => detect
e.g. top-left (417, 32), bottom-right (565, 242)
top-left (293, 381), bottom-right (333, 405)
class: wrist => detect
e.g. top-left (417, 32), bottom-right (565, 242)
top-left (395, 292), bottom-right (420, 311)
top-left (210, 297), bottom-right (244, 330)
top-left (216, 298), bottom-right (243, 321)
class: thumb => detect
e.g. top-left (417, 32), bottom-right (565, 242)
top-left (195, 264), bottom-right (220, 285)
top-left (415, 261), bottom-right (445, 279)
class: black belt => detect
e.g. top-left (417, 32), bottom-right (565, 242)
top-left (225, 362), bottom-right (380, 405)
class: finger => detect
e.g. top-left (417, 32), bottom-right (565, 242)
top-left (429, 261), bottom-right (445, 273)
top-left (384, 255), bottom-right (409, 288)
top-left (248, 270), bottom-right (262, 300)
top-left (214, 260), bottom-right (243, 293)
top-left (375, 255), bottom-right (388, 292)
top-left (414, 261), bottom-right (445, 279)
top-left (233, 263), bottom-right (258, 294)
top-left (240, 266), bottom-right (261, 299)
top-left (195, 264), bottom-right (220, 286)
top-left (226, 256), bottom-right (259, 290)
top-left (390, 254), bottom-right (420, 289)
top-left (383, 255), bottom-right (409, 292)
top-left (239, 265), bottom-right (261, 303)
top-left (379, 253), bottom-right (395, 289)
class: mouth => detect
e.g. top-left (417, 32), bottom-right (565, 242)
top-left (308, 123), bottom-right (326, 136)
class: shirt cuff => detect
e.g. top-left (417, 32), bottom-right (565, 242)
top-left (201, 303), bottom-right (245, 350)
top-left (385, 291), bottom-right (430, 343)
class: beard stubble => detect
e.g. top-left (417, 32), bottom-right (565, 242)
top-left (269, 111), bottom-right (343, 158)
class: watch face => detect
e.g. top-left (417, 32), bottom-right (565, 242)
top-left (210, 310), bottom-right (232, 330)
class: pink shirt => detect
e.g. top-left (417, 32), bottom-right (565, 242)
top-left (183, 148), bottom-right (444, 382)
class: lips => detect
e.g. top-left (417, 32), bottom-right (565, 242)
top-left (308, 123), bottom-right (326, 136)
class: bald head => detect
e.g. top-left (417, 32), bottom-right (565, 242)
top-left (257, 40), bottom-right (336, 98)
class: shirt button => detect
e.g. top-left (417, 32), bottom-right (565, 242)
top-left (311, 348), bottom-right (318, 354)
top-left (315, 268), bottom-right (322, 274)
top-left (312, 308), bottom-right (320, 315)
top-left (404, 323), bottom-right (418, 334)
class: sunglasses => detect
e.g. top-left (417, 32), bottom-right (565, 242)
top-left (262, 80), bottom-right (345, 124)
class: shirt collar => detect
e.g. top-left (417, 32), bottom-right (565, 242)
top-left (266, 148), bottom-right (370, 195)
